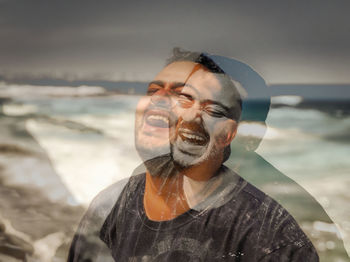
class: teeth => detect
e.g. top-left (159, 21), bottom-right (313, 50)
top-left (179, 128), bottom-right (205, 141)
top-left (179, 128), bottom-right (191, 133)
top-left (147, 114), bottom-right (169, 124)
top-left (182, 132), bottom-right (204, 141)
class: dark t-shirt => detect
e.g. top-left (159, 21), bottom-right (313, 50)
top-left (68, 167), bottom-right (319, 261)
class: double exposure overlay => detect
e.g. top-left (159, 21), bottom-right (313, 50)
top-left (66, 50), bottom-right (346, 261)
top-left (0, 2), bottom-right (349, 262)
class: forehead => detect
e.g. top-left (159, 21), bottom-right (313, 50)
top-left (154, 61), bottom-right (236, 107)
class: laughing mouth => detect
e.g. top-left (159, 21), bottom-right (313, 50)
top-left (145, 110), bottom-right (170, 128)
top-left (178, 127), bottom-right (209, 146)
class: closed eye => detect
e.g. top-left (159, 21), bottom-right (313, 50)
top-left (177, 93), bottom-right (194, 108)
top-left (147, 83), bottom-right (162, 96)
top-left (204, 105), bottom-right (227, 118)
top-left (147, 88), bottom-right (158, 96)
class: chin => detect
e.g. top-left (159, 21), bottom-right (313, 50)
top-left (136, 141), bottom-right (170, 161)
top-left (135, 135), bottom-right (178, 178)
top-left (171, 144), bottom-right (213, 169)
top-left (135, 129), bottom-right (171, 159)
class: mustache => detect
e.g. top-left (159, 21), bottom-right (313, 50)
top-left (177, 119), bottom-right (209, 139)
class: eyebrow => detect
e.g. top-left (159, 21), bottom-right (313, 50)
top-left (149, 80), bottom-right (237, 118)
top-left (148, 80), bottom-right (196, 90)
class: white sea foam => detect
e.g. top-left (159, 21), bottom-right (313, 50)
top-left (271, 95), bottom-right (303, 106)
top-left (256, 105), bottom-right (350, 255)
top-left (0, 82), bottom-right (106, 98)
top-left (26, 117), bottom-right (140, 206)
top-left (258, 105), bottom-right (350, 179)
top-left (3, 103), bottom-right (38, 116)
top-left (5, 94), bottom-right (348, 254)
top-left (237, 122), bottom-right (267, 138)
top-left (68, 113), bottom-right (135, 140)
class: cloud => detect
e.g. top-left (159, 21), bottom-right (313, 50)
top-left (1, 1), bottom-right (350, 83)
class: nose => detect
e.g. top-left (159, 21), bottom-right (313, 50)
top-left (180, 102), bottom-right (202, 123)
top-left (150, 89), bottom-right (172, 108)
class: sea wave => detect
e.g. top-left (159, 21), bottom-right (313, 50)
top-left (265, 106), bottom-right (350, 141)
top-left (271, 95), bottom-right (303, 106)
top-left (1, 94), bottom-right (349, 256)
top-left (26, 118), bottom-right (140, 205)
top-left (0, 82), bottom-right (106, 98)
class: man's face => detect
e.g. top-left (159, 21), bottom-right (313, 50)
top-left (134, 62), bottom-right (189, 161)
top-left (135, 61), bottom-right (238, 170)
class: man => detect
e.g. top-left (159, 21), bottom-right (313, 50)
top-left (68, 49), bottom-right (319, 261)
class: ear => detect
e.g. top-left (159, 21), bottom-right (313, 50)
top-left (220, 119), bottom-right (238, 147)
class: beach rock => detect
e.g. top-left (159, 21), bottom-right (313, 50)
top-left (0, 230), bottom-right (33, 261)
top-left (0, 114), bottom-right (85, 261)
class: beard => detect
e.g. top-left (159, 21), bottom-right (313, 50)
top-left (171, 138), bottom-right (221, 169)
top-left (136, 135), bottom-right (222, 178)
top-left (170, 118), bottom-right (221, 169)
top-left (135, 112), bottom-right (223, 177)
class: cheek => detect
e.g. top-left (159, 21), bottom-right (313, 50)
top-left (173, 104), bottom-right (186, 118)
top-left (135, 97), bottom-right (150, 122)
top-left (136, 96), bottom-right (150, 111)
top-left (207, 119), bottom-right (231, 145)
top-left (203, 115), bottom-right (222, 134)
top-left (213, 123), bottom-right (227, 139)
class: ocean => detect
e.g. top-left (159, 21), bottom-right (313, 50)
top-left (0, 91), bottom-right (349, 261)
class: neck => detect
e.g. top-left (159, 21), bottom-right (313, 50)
top-left (144, 172), bottom-right (189, 221)
top-left (183, 173), bottom-right (222, 208)
top-left (143, 160), bottom-right (222, 221)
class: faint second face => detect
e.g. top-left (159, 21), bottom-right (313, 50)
top-left (134, 61), bottom-right (194, 161)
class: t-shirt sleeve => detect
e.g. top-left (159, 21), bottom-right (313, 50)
top-left (99, 179), bottom-right (131, 249)
top-left (67, 204), bottom-right (115, 262)
top-left (67, 178), bottom-right (129, 262)
top-left (259, 244), bottom-right (319, 262)
top-left (238, 185), bottom-right (319, 262)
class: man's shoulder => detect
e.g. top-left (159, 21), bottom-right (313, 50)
top-left (226, 168), bottom-right (303, 228)
top-left (222, 166), bottom-right (290, 215)
top-left (217, 165), bottom-right (277, 210)
top-left (86, 172), bottom-right (145, 222)
top-left (86, 178), bottom-right (129, 219)
top-left (221, 168), bottom-right (316, 258)
top-left (67, 172), bottom-right (146, 262)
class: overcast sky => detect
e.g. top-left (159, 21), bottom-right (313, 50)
top-left (1, 0), bottom-right (350, 85)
